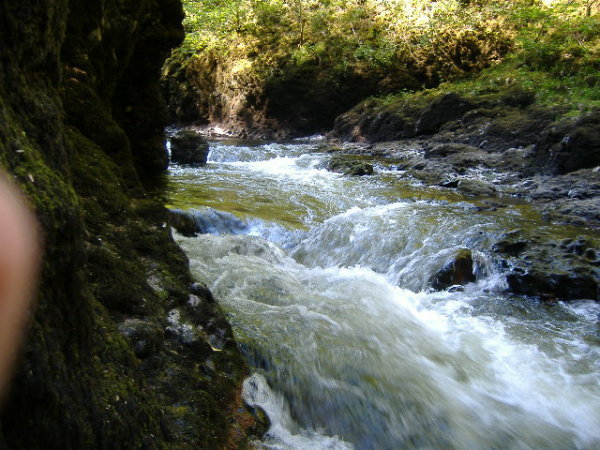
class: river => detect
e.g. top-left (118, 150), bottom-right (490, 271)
top-left (167, 138), bottom-right (600, 449)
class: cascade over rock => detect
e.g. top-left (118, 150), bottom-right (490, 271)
top-left (430, 248), bottom-right (477, 290)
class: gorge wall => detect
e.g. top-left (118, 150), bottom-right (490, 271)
top-left (0, 1), bottom-right (258, 448)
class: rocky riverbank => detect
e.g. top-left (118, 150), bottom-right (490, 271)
top-left (0, 1), bottom-right (262, 447)
top-left (324, 90), bottom-right (600, 301)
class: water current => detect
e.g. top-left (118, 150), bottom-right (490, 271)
top-left (168, 138), bottom-right (600, 449)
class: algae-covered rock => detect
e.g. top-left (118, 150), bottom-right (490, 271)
top-left (506, 269), bottom-right (598, 301)
top-left (119, 319), bottom-right (164, 359)
top-left (495, 232), bottom-right (600, 301)
top-left (328, 156), bottom-right (374, 176)
top-left (532, 110), bottom-right (600, 175)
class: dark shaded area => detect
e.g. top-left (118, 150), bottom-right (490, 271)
top-left (168, 129), bottom-right (210, 165)
top-left (0, 0), bottom-right (259, 447)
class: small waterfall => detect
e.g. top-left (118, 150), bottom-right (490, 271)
top-left (170, 138), bottom-right (600, 449)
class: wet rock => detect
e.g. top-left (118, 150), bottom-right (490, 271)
top-left (245, 404), bottom-right (271, 437)
top-left (169, 130), bottom-right (210, 165)
top-left (537, 196), bottom-right (600, 228)
top-left (456, 179), bottom-right (497, 197)
top-left (431, 248), bottom-right (476, 290)
top-left (424, 143), bottom-right (479, 159)
top-left (328, 99), bottom-right (420, 142)
top-left (190, 208), bottom-right (249, 234)
top-left (317, 143), bottom-right (343, 153)
top-left (496, 231), bottom-right (600, 301)
top-left (532, 110), bottom-right (600, 174)
top-left (119, 319), bottom-right (164, 359)
top-left (446, 151), bottom-right (498, 169)
top-left (416, 93), bottom-right (475, 135)
top-left (506, 269), bottom-right (598, 301)
top-left (493, 240), bottom-right (528, 256)
top-left (560, 238), bottom-right (589, 256)
top-left (410, 168), bottom-right (448, 185)
top-left (169, 209), bottom-right (198, 237)
top-left (328, 156), bottom-right (374, 176)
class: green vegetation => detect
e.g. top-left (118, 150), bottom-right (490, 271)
top-left (409, 0), bottom-right (600, 113)
top-left (178, 0), bottom-right (514, 83)
top-left (166, 0), bottom-right (599, 135)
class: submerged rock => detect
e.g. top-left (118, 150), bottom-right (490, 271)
top-left (493, 239), bottom-right (528, 257)
top-left (495, 232), bottom-right (600, 301)
top-left (533, 110), bottom-right (600, 175)
top-left (169, 129), bottom-right (210, 165)
top-left (430, 249), bottom-right (477, 290)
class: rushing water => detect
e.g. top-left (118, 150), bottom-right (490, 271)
top-left (168, 139), bottom-right (600, 449)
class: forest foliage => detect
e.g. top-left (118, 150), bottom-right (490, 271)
top-left (168, 0), bottom-right (600, 128)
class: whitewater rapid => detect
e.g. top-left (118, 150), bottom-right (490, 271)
top-left (170, 139), bottom-right (600, 449)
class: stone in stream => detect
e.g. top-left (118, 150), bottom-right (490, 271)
top-left (456, 179), bottom-right (497, 197)
top-left (532, 110), bottom-right (600, 175)
top-left (494, 232), bottom-right (600, 301)
top-left (244, 404), bottom-right (271, 438)
top-left (430, 248), bottom-right (476, 290)
top-left (327, 155), bottom-right (374, 176)
top-left (169, 209), bottom-right (198, 237)
top-left (506, 269), bottom-right (598, 301)
top-left (169, 129), bottom-right (210, 165)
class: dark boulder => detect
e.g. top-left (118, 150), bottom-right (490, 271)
top-left (245, 404), bottom-right (271, 438)
top-left (532, 110), bottom-right (600, 174)
top-left (506, 269), bottom-right (598, 301)
top-left (362, 110), bottom-right (417, 142)
top-left (493, 240), bottom-right (528, 256)
top-left (415, 93), bottom-right (475, 135)
top-left (431, 249), bottom-right (476, 290)
top-left (497, 232), bottom-right (600, 301)
top-left (191, 282), bottom-right (215, 303)
top-left (169, 130), bottom-right (210, 165)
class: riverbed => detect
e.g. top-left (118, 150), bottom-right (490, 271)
top-left (168, 138), bottom-right (600, 449)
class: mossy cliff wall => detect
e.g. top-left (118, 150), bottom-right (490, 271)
top-left (0, 1), bottom-right (256, 448)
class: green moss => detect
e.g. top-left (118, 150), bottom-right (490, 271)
top-left (0, 1), bottom-right (254, 448)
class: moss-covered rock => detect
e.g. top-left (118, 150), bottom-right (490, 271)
top-left (327, 156), bottom-right (374, 176)
top-left (0, 0), bottom-right (257, 448)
